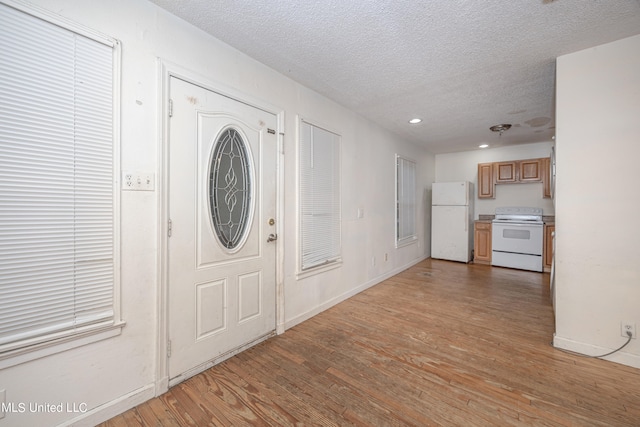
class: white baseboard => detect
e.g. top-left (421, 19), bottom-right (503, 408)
top-left (553, 334), bottom-right (640, 369)
top-left (156, 376), bottom-right (170, 396)
top-left (284, 255), bottom-right (427, 330)
top-left (60, 384), bottom-right (155, 427)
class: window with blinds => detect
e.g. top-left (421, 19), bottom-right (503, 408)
top-left (299, 120), bottom-right (341, 272)
top-left (0, 2), bottom-right (120, 357)
top-left (396, 155), bottom-right (417, 246)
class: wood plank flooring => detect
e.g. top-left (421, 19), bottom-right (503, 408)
top-left (100, 259), bottom-right (640, 426)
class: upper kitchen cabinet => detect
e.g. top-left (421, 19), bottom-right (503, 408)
top-left (477, 163), bottom-right (494, 198)
top-left (519, 159), bottom-right (542, 182)
top-left (478, 157), bottom-right (551, 199)
top-left (495, 161), bottom-right (517, 183)
top-left (542, 157), bottom-right (552, 198)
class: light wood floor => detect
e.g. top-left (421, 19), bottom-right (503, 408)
top-left (100, 259), bottom-right (640, 426)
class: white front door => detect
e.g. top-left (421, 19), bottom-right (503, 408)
top-left (168, 77), bottom-right (277, 382)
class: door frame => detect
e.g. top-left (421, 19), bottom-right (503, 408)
top-left (155, 60), bottom-right (285, 395)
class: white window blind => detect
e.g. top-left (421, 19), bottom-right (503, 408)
top-left (396, 155), bottom-right (417, 246)
top-left (0, 3), bottom-right (117, 351)
top-left (299, 121), bottom-right (341, 271)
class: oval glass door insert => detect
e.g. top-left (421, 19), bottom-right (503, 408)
top-left (209, 127), bottom-right (253, 250)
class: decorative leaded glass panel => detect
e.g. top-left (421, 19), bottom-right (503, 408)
top-left (209, 128), bottom-right (252, 250)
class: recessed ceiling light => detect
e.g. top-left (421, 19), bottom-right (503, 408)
top-left (408, 118), bottom-right (422, 124)
top-left (479, 144), bottom-right (489, 149)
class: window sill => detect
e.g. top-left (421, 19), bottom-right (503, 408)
top-left (296, 259), bottom-right (342, 280)
top-left (396, 236), bottom-right (418, 249)
top-left (0, 320), bottom-right (126, 370)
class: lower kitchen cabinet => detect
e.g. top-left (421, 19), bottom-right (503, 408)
top-left (544, 223), bottom-right (555, 272)
top-left (474, 221), bottom-right (492, 265)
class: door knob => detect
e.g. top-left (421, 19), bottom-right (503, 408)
top-left (267, 233), bottom-right (278, 242)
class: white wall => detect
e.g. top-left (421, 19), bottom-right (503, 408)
top-left (435, 142), bottom-right (555, 219)
top-left (554, 34), bottom-right (640, 368)
top-left (284, 119), bottom-right (435, 327)
top-left (0, 1), bottom-right (434, 426)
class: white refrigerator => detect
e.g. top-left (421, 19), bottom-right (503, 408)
top-left (431, 181), bottom-right (474, 263)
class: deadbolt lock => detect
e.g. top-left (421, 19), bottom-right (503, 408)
top-left (268, 218), bottom-right (275, 226)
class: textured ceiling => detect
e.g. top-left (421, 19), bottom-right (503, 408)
top-left (149, 0), bottom-right (640, 153)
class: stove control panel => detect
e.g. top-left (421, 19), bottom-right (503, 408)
top-left (495, 207), bottom-right (543, 217)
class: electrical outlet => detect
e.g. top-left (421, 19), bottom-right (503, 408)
top-left (122, 171), bottom-right (155, 191)
top-left (621, 322), bottom-right (637, 339)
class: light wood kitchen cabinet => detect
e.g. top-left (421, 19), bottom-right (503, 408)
top-left (477, 163), bottom-right (494, 198)
top-left (543, 224), bottom-right (555, 272)
top-left (474, 221), bottom-right (492, 265)
top-left (477, 156), bottom-right (552, 199)
top-left (542, 157), bottom-right (552, 198)
top-left (519, 158), bottom-right (542, 182)
top-left (495, 161), bottom-right (517, 183)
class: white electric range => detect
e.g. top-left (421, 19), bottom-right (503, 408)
top-left (491, 207), bottom-right (544, 272)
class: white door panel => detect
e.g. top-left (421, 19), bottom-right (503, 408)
top-left (168, 77), bottom-right (277, 381)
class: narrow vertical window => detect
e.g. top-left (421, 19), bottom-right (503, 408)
top-left (299, 120), bottom-right (341, 271)
top-left (396, 155), bottom-right (417, 246)
top-left (0, 2), bottom-right (121, 359)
